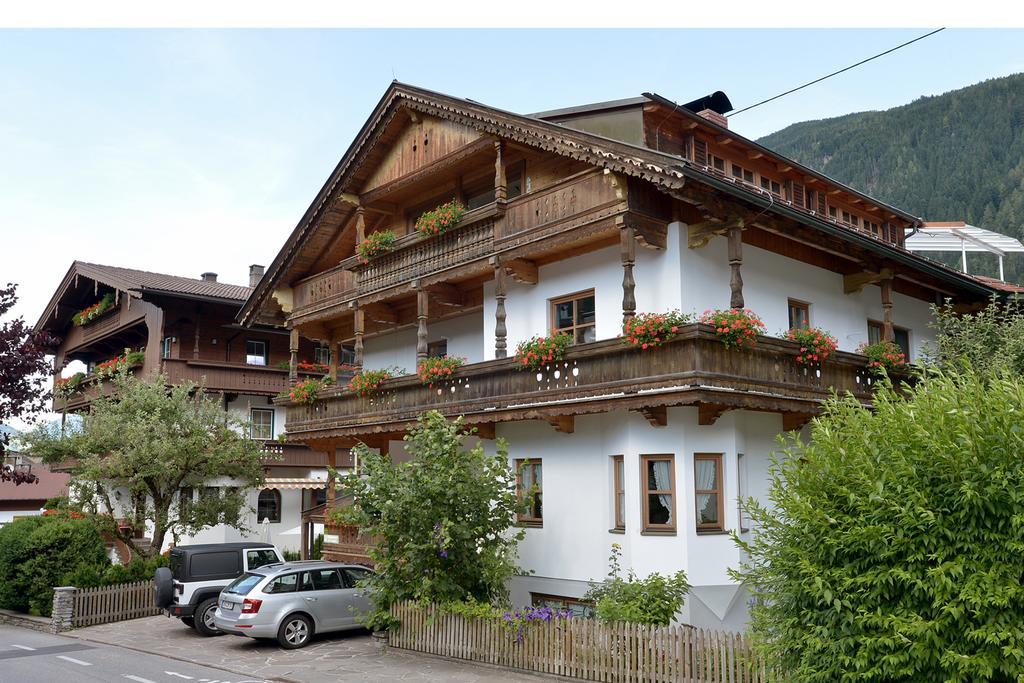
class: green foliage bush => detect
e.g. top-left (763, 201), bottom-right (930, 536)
top-left (931, 295), bottom-right (1024, 376)
top-left (335, 411), bottom-right (526, 630)
top-left (734, 368), bottom-right (1024, 681)
top-left (0, 514), bottom-right (109, 616)
top-left (585, 543), bottom-right (689, 626)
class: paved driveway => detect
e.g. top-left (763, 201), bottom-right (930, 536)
top-left (68, 616), bottom-right (554, 683)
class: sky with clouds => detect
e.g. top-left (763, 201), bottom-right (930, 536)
top-left (3, 28), bottom-right (1024, 334)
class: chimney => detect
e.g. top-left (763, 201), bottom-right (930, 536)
top-left (201, 272), bottom-right (218, 282)
top-left (249, 264), bottom-right (265, 289)
top-left (697, 108), bottom-right (728, 129)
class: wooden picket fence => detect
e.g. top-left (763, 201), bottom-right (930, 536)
top-left (71, 579), bottom-right (161, 627)
top-left (390, 601), bottom-right (770, 683)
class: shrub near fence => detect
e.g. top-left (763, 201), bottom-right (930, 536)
top-left (389, 601), bottom-right (768, 683)
top-left (72, 579), bottom-right (160, 627)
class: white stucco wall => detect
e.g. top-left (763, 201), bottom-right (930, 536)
top-left (498, 407), bottom-right (784, 630)
top-left (363, 310), bottom-right (485, 372)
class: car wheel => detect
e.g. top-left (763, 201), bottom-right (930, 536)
top-left (181, 617), bottom-right (195, 629)
top-left (194, 598), bottom-right (223, 637)
top-left (277, 614), bottom-right (313, 649)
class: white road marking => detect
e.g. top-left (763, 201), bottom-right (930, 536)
top-left (165, 673), bottom-right (195, 680)
top-left (11, 644), bottom-right (36, 651)
top-left (124, 676), bottom-right (158, 683)
top-left (56, 655), bottom-right (92, 666)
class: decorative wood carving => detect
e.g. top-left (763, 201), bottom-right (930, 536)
top-left (362, 302), bottom-right (398, 325)
top-left (493, 257), bottom-right (507, 359)
top-left (547, 415), bottom-right (574, 433)
top-left (288, 327), bottom-right (299, 387)
top-left (353, 305), bottom-right (365, 368)
top-left (503, 258), bottom-right (538, 285)
top-left (621, 225), bottom-right (636, 323)
top-left (638, 405), bottom-right (667, 427)
top-left (494, 139), bottom-right (507, 207)
top-left (698, 403), bottom-right (729, 426)
top-left (416, 288), bottom-right (429, 362)
top-left (425, 283), bottom-right (464, 308)
top-left (687, 214), bottom-right (745, 249)
top-left (355, 206), bottom-right (366, 245)
top-left (880, 277), bottom-right (895, 342)
top-left (783, 412), bottom-right (814, 432)
top-left (727, 226), bottom-right (744, 309)
top-left (843, 267), bottom-right (894, 295)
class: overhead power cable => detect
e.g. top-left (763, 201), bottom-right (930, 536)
top-left (728, 28), bottom-right (945, 117)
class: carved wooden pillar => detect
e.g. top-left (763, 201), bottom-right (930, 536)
top-left (880, 277), bottom-right (895, 342)
top-left (494, 140), bottom-right (507, 206)
top-left (621, 225), bottom-right (636, 323)
top-left (328, 337), bottom-right (339, 382)
top-left (727, 226), bottom-right (744, 309)
top-left (192, 314), bottom-right (200, 360)
top-left (288, 327), bottom-right (299, 386)
top-left (494, 259), bottom-right (508, 359)
top-left (324, 449), bottom-right (336, 509)
top-left (353, 306), bottom-right (365, 368)
top-left (355, 206), bottom-right (365, 245)
top-left (416, 288), bottom-right (429, 363)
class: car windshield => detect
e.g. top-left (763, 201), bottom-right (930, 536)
top-left (223, 572), bottom-right (262, 596)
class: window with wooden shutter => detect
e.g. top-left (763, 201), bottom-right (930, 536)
top-left (817, 191), bottom-right (827, 215)
top-left (805, 188), bottom-right (818, 212)
top-left (682, 134), bottom-right (694, 162)
top-left (693, 138), bottom-right (708, 166)
top-left (787, 181), bottom-right (805, 208)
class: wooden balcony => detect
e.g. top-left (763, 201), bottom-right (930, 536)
top-left (287, 169), bottom-right (633, 322)
top-left (281, 324), bottom-right (882, 440)
top-left (161, 358), bottom-right (306, 396)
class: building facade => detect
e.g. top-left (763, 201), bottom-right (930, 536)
top-left (237, 83), bottom-right (1001, 629)
top-left (34, 262), bottom-right (348, 556)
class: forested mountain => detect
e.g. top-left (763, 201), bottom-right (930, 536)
top-left (758, 73), bottom-right (1024, 282)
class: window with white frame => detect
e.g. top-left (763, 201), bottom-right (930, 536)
top-left (251, 408), bottom-right (274, 440)
top-left (246, 340), bottom-right (268, 366)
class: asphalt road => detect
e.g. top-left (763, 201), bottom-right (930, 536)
top-left (0, 625), bottom-right (269, 683)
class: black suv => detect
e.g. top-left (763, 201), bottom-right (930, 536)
top-left (155, 542), bottom-right (284, 636)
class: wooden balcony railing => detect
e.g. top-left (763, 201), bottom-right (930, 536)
top-left (287, 170), bottom-right (630, 321)
top-left (323, 521), bottom-right (378, 567)
top-left (161, 359), bottom-right (299, 396)
top-left (292, 265), bottom-right (356, 317)
top-left (282, 324), bottom-right (880, 439)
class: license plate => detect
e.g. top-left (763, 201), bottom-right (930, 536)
top-left (221, 600), bottom-right (234, 610)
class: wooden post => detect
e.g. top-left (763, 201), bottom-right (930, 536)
top-left (288, 327), bottom-right (299, 386)
top-left (880, 277), bottom-right (895, 342)
top-left (416, 287), bottom-right (429, 363)
top-left (494, 140), bottom-right (507, 206)
top-left (493, 258), bottom-right (508, 359)
top-left (355, 206), bottom-right (366, 245)
top-left (325, 449), bottom-right (336, 509)
top-left (727, 226), bottom-right (744, 309)
top-left (300, 514), bottom-right (309, 561)
top-left (192, 314), bottom-right (200, 360)
top-left (328, 337), bottom-right (339, 382)
top-left (621, 225), bottom-right (636, 323)
top-left (353, 305), bottom-right (365, 368)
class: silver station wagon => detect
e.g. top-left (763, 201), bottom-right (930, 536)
top-left (214, 560), bottom-right (374, 648)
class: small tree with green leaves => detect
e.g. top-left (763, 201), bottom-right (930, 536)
top-left (733, 368), bottom-right (1024, 682)
top-left (25, 370), bottom-right (266, 557)
top-left (585, 543), bottom-right (689, 626)
top-left (332, 410), bottom-right (525, 629)
top-left (930, 294), bottom-right (1024, 375)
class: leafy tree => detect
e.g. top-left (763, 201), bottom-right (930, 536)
top-left (734, 369), bottom-right (1024, 682)
top-left (929, 295), bottom-right (1024, 375)
top-left (25, 370), bottom-right (266, 556)
top-left (0, 283), bottom-right (56, 477)
top-left (585, 543), bottom-right (689, 626)
top-left (332, 411), bottom-right (525, 629)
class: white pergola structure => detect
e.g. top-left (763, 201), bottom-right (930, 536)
top-left (905, 222), bottom-right (1024, 282)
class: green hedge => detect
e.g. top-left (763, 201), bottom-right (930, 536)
top-left (0, 513), bottom-right (109, 616)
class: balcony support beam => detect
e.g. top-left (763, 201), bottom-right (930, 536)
top-left (324, 449), bottom-right (336, 510)
top-left (880, 276), bottom-right (895, 342)
top-left (353, 305), bottom-right (364, 368)
top-left (843, 267), bottom-right (893, 294)
top-left (288, 327), bottom-right (299, 386)
top-left (328, 336), bottom-right (339, 382)
top-left (783, 412), bottom-right (814, 432)
top-left (728, 225), bottom-right (744, 309)
top-left (621, 225), bottom-right (636, 323)
top-left (493, 257), bottom-right (508, 359)
top-left (416, 288), bottom-right (429, 363)
top-left (547, 415), bottom-right (574, 434)
top-left (637, 405), bottom-right (668, 427)
top-left (355, 206), bottom-right (366, 246)
top-left (494, 139), bottom-right (507, 209)
top-left (698, 403), bottom-right (730, 426)
top-left (504, 258), bottom-right (538, 285)
top-left (426, 283), bottom-right (464, 308)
